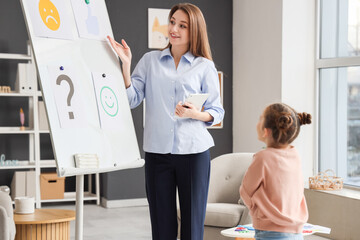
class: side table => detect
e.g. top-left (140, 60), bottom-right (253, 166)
top-left (14, 209), bottom-right (75, 240)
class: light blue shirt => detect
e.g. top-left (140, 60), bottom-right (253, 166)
top-left (126, 48), bottom-right (225, 154)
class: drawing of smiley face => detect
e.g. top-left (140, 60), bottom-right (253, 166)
top-left (39, 0), bottom-right (60, 31)
top-left (100, 86), bottom-right (119, 117)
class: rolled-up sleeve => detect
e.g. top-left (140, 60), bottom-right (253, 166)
top-left (202, 64), bottom-right (225, 126)
top-left (126, 53), bottom-right (149, 109)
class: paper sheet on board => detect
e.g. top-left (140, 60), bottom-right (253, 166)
top-left (48, 65), bottom-right (87, 128)
top-left (25, 0), bottom-right (74, 40)
top-left (92, 72), bottom-right (123, 130)
top-left (70, 0), bottom-right (113, 40)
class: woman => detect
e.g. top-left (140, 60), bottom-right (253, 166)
top-left (108, 3), bottom-right (224, 240)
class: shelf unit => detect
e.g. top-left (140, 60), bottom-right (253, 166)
top-left (0, 45), bottom-right (99, 208)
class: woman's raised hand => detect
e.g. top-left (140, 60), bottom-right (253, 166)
top-left (107, 36), bottom-right (132, 88)
top-left (107, 36), bottom-right (132, 66)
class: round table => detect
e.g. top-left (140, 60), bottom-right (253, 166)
top-left (221, 226), bottom-right (255, 239)
top-left (221, 224), bottom-right (314, 239)
top-left (14, 209), bottom-right (75, 240)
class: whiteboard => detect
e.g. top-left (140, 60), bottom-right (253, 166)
top-left (20, 0), bottom-right (143, 177)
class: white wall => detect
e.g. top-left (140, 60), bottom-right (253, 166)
top-left (233, 0), bottom-right (316, 180)
top-left (233, 0), bottom-right (283, 152)
top-left (281, 0), bottom-right (316, 179)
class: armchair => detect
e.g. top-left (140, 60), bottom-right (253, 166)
top-left (0, 191), bottom-right (16, 240)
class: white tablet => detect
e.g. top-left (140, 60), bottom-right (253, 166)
top-left (184, 93), bottom-right (209, 110)
top-left (175, 93), bottom-right (209, 119)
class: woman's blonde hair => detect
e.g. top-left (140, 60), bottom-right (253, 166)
top-left (165, 3), bottom-right (213, 61)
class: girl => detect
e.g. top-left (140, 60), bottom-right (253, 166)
top-left (240, 103), bottom-right (311, 240)
top-left (108, 3), bottom-right (224, 240)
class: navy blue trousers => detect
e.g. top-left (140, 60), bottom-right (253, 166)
top-left (145, 150), bottom-right (211, 240)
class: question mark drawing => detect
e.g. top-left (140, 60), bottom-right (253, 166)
top-left (56, 74), bottom-right (75, 119)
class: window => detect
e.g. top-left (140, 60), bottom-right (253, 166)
top-left (318, 0), bottom-right (360, 187)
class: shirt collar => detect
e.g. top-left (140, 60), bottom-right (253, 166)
top-left (160, 48), bottom-right (172, 60)
top-left (183, 51), bottom-right (195, 64)
top-left (160, 48), bottom-right (196, 64)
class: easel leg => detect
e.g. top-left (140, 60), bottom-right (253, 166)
top-left (96, 173), bottom-right (100, 205)
top-left (76, 175), bottom-right (84, 240)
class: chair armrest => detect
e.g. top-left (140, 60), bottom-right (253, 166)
top-left (0, 206), bottom-right (10, 240)
top-left (0, 192), bottom-right (13, 218)
top-left (238, 206), bottom-right (252, 225)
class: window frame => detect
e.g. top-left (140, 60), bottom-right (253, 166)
top-left (316, 0), bottom-right (360, 189)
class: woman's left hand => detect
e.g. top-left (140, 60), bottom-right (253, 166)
top-left (175, 101), bottom-right (198, 119)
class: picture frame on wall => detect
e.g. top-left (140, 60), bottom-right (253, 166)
top-left (143, 71), bottom-right (224, 129)
top-left (148, 8), bottom-right (170, 49)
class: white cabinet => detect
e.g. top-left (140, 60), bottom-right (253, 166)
top-left (0, 45), bottom-right (99, 208)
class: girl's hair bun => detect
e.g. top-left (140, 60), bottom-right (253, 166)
top-left (298, 112), bottom-right (312, 125)
top-left (277, 113), bottom-right (293, 130)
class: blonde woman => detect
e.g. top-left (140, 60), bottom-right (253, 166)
top-left (108, 3), bottom-right (224, 239)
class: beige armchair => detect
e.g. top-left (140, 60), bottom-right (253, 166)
top-left (0, 191), bottom-right (16, 240)
top-left (177, 152), bottom-right (253, 240)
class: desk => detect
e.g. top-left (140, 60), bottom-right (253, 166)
top-left (14, 209), bottom-right (75, 240)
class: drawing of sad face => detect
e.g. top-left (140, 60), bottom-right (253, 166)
top-left (100, 86), bottom-right (119, 117)
top-left (39, 0), bottom-right (60, 31)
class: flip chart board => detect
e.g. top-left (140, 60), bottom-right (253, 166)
top-left (20, 0), bottom-right (143, 177)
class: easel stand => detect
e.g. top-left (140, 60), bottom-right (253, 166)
top-left (75, 175), bottom-right (84, 240)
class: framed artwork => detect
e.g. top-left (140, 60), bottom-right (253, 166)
top-left (143, 71), bottom-right (224, 129)
top-left (148, 8), bottom-right (170, 49)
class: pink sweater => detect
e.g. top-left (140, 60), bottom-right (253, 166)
top-left (239, 147), bottom-right (308, 233)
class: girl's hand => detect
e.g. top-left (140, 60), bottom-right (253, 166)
top-left (175, 101), bottom-right (198, 118)
top-left (107, 36), bottom-right (132, 66)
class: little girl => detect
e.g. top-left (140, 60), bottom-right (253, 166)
top-left (240, 103), bottom-right (311, 240)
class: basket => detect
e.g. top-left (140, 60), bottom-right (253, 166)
top-left (309, 169), bottom-right (343, 191)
